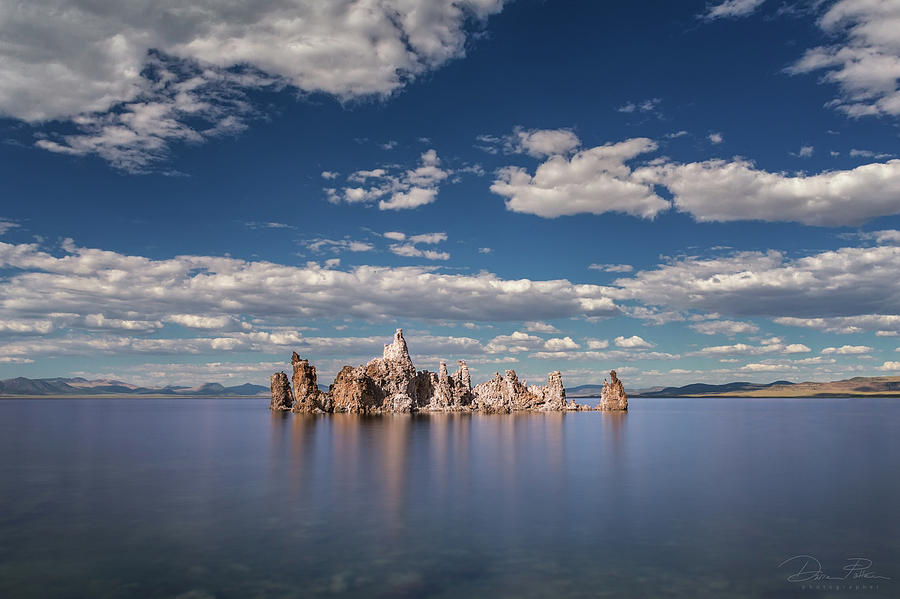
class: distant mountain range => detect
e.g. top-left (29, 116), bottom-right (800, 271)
top-left (6, 375), bottom-right (900, 399)
top-left (568, 376), bottom-right (900, 398)
top-left (0, 377), bottom-right (269, 397)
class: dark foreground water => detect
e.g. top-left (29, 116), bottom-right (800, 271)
top-left (1, 398), bottom-right (898, 598)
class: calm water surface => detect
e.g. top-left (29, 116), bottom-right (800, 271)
top-left (1, 398), bottom-right (898, 598)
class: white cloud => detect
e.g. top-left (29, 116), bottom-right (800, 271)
top-left (476, 127), bottom-right (580, 157)
top-left (860, 230), bottom-right (900, 245)
top-left (408, 232), bottom-right (447, 245)
top-left (529, 349), bottom-right (678, 362)
top-left (485, 331), bottom-right (545, 354)
top-left (643, 158), bottom-right (900, 226)
top-left (544, 337), bottom-right (580, 351)
top-left (0, 240), bottom-right (620, 352)
top-left (850, 149), bottom-right (894, 159)
top-left (32, 56), bottom-right (269, 172)
top-left (328, 150), bottom-right (449, 211)
top-left (614, 335), bottom-right (653, 349)
top-left (523, 321), bottom-right (560, 333)
top-left (304, 238), bottom-right (375, 253)
top-left (4, 1), bottom-right (506, 167)
top-left (798, 145), bottom-right (814, 158)
top-left (821, 345), bottom-right (873, 355)
top-left (386, 231), bottom-right (450, 260)
top-left (879, 361), bottom-right (900, 371)
top-left (0, 319), bottom-right (55, 335)
top-left (787, 0), bottom-right (900, 117)
top-left (490, 138), bottom-right (670, 219)
top-left (740, 362), bottom-right (798, 372)
top-left (586, 339), bottom-right (609, 350)
top-left (244, 221), bottom-right (295, 230)
top-left (702, 0), bottom-right (767, 21)
top-left (708, 132), bottom-right (724, 144)
top-left (321, 171), bottom-right (339, 180)
top-left (695, 340), bottom-right (810, 356)
top-left (510, 127), bottom-right (581, 158)
top-left (775, 315), bottom-right (900, 334)
top-left (589, 263), bottom-right (634, 273)
top-left (689, 319), bottom-right (760, 336)
top-left (380, 187), bottom-right (438, 210)
top-left (478, 247), bottom-right (493, 254)
top-left (165, 314), bottom-right (241, 330)
top-left (614, 244), bottom-right (900, 321)
top-left (617, 98), bottom-right (661, 115)
top-left (0, 220), bottom-right (19, 235)
top-left (389, 244), bottom-right (450, 261)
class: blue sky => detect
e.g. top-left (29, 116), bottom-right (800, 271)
top-left (1, 0), bottom-right (899, 388)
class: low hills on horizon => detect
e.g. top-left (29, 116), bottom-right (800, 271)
top-left (0, 377), bottom-right (270, 398)
top-left (2, 374), bottom-right (899, 399)
top-left (569, 375), bottom-right (900, 398)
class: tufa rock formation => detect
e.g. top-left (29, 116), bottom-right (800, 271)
top-left (290, 352), bottom-right (332, 413)
top-left (269, 371), bottom-right (294, 411)
top-left (269, 328), bottom-right (606, 414)
top-left (597, 370), bottom-right (628, 411)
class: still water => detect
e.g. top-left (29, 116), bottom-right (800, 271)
top-left (0, 398), bottom-right (898, 598)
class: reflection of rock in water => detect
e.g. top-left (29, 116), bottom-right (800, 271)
top-left (270, 328), bottom-right (592, 414)
top-left (597, 370), bottom-right (628, 411)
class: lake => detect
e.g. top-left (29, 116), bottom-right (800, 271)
top-left (1, 397), bottom-right (897, 598)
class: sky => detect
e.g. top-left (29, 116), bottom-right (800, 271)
top-left (1, 0), bottom-right (899, 389)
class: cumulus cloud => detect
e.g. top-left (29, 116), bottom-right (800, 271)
top-left (586, 339), bottom-right (610, 350)
top-left (775, 315), bottom-right (900, 335)
top-left (544, 337), bottom-right (580, 351)
top-left (879, 361), bottom-right (900, 371)
top-left (689, 319), bottom-right (760, 336)
top-left (510, 127), bottom-right (581, 158)
top-left (523, 321), bottom-right (560, 333)
top-left (488, 133), bottom-right (900, 225)
top-left (613, 244), bottom-right (900, 320)
top-left (708, 132), bottom-right (724, 144)
top-left (387, 231), bottom-right (450, 261)
top-left (475, 127), bottom-right (580, 158)
top-left (327, 149), bottom-right (449, 211)
top-left (490, 138), bottom-right (670, 219)
top-left (641, 158), bottom-right (900, 226)
top-left (701, 0), bottom-right (767, 21)
top-left (695, 339), bottom-right (810, 356)
top-left (821, 344), bottom-right (872, 354)
top-left (4, 1), bottom-right (506, 168)
top-left (0, 240), bottom-right (620, 360)
top-left (529, 349), bottom-right (678, 361)
top-left (787, 0), bottom-right (900, 117)
top-left (614, 335), bottom-right (653, 349)
top-left (389, 244), bottom-right (450, 261)
top-left (485, 331), bottom-right (545, 354)
top-left (739, 362), bottom-right (798, 372)
top-left (859, 230), bottom-right (900, 245)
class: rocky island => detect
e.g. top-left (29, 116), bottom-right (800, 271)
top-left (270, 329), bottom-right (628, 414)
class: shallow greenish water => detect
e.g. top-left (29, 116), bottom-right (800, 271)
top-left (0, 397), bottom-right (897, 598)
